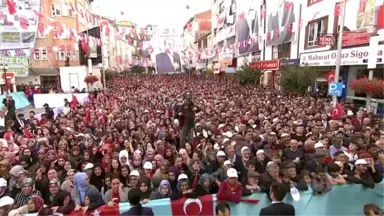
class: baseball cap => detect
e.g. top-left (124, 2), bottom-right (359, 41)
top-left (178, 174), bottom-right (188, 181)
top-left (241, 146), bottom-right (250, 153)
top-left (129, 170), bottom-right (140, 177)
top-left (84, 163), bottom-right (94, 170)
top-left (314, 142), bottom-right (324, 148)
top-left (223, 160), bottom-right (233, 166)
top-left (0, 196), bottom-right (14, 208)
top-left (143, 161), bottom-right (153, 170)
top-left (216, 150), bottom-right (226, 157)
top-left (227, 168), bottom-right (238, 178)
top-left (256, 149), bottom-right (265, 155)
top-left (355, 159), bottom-right (368, 165)
top-left (0, 178), bottom-right (7, 187)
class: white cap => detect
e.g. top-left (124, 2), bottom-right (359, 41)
top-left (334, 161), bottom-right (343, 167)
top-left (355, 159), bottom-right (368, 165)
top-left (173, 119), bottom-right (179, 124)
top-left (84, 163), bottom-right (94, 170)
top-left (226, 168), bottom-right (238, 178)
top-left (223, 160), bottom-right (233, 166)
top-left (216, 150), bottom-right (226, 157)
top-left (281, 133), bottom-right (290, 137)
top-left (256, 149), bottom-right (265, 155)
top-left (223, 131), bottom-right (233, 138)
top-left (143, 110), bottom-right (149, 113)
top-left (218, 124), bottom-right (225, 129)
top-left (178, 173), bottom-right (188, 181)
top-left (75, 133), bottom-right (84, 137)
top-left (241, 146), bottom-right (250, 153)
top-left (270, 132), bottom-right (276, 135)
top-left (0, 196), bottom-right (14, 208)
top-left (0, 178), bottom-right (7, 187)
top-left (143, 161), bottom-right (153, 170)
top-left (314, 142), bottom-right (324, 148)
top-left (222, 138), bottom-right (230, 143)
top-left (129, 170), bottom-right (140, 177)
top-left (347, 110), bottom-right (353, 116)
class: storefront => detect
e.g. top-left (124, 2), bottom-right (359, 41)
top-left (299, 45), bottom-right (384, 100)
top-left (250, 60), bottom-right (279, 87)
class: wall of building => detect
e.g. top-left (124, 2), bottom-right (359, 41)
top-left (15, 76), bottom-right (41, 85)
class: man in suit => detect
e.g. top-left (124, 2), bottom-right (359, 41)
top-left (121, 188), bottom-right (154, 216)
top-left (216, 202), bottom-right (231, 216)
top-left (155, 39), bottom-right (181, 74)
top-left (259, 182), bottom-right (295, 216)
top-left (236, 0), bottom-right (259, 55)
top-left (267, 0), bottom-right (295, 45)
top-left (14, 113), bottom-right (25, 134)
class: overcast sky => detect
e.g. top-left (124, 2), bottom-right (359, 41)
top-left (92, 0), bottom-right (211, 28)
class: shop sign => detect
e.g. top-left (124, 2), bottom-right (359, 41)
top-left (300, 45), bottom-right (384, 66)
top-left (318, 35), bottom-right (335, 46)
top-left (250, 60), bottom-right (279, 70)
top-left (342, 32), bottom-right (371, 47)
top-left (0, 55), bottom-right (29, 77)
top-left (280, 59), bottom-right (300, 67)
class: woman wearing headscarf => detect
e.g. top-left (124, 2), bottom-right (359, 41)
top-left (137, 176), bottom-right (153, 204)
top-left (8, 165), bottom-right (24, 195)
top-left (8, 195), bottom-right (44, 216)
top-left (0, 160), bottom-right (11, 180)
top-left (49, 185), bottom-right (75, 214)
top-left (119, 150), bottom-right (130, 166)
top-left (194, 173), bottom-right (213, 196)
top-left (170, 174), bottom-right (196, 200)
top-left (155, 180), bottom-right (171, 199)
top-left (90, 164), bottom-right (105, 192)
top-left (168, 166), bottom-right (179, 193)
top-left (71, 172), bottom-right (102, 211)
top-left (61, 169), bottom-right (75, 194)
top-left (19, 155), bottom-right (37, 176)
top-left (14, 178), bottom-right (42, 207)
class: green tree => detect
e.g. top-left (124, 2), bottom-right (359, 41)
top-left (237, 62), bottom-right (262, 85)
top-left (282, 66), bottom-right (318, 95)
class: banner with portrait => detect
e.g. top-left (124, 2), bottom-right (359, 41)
top-left (236, 0), bottom-right (262, 56)
top-left (215, 0), bottom-right (237, 43)
top-left (0, 0), bottom-right (40, 50)
top-left (265, 0), bottom-right (297, 46)
top-left (152, 28), bottom-right (184, 74)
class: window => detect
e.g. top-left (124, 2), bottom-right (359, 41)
top-left (34, 49), bottom-right (40, 60)
top-left (272, 43), bottom-right (291, 59)
top-left (66, 51), bottom-right (71, 59)
top-left (72, 50), bottom-right (78, 60)
top-left (307, 0), bottom-right (323, 6)
top-left (41, 49), bottom-right (47, 60)
top-left (37, 30), bottom-right (45, 38)
top-left (60, 50), bottom-right (65, 60)
top-left (305, 17), bottom-right (328, 49)
top-left (51, 4), bottom-right (61, 17)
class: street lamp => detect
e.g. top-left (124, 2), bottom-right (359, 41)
top-left (0, 64), bottom-right (9, 93)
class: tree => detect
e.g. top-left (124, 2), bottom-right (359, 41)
top-left (282, 66), bottom-right (318, 95)
top-left (237, 62), bottom-right (262, 85)
top-left (131, 66), bottom-right (145, 74)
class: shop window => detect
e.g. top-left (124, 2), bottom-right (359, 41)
top-left (305, 17), bottom-right (328, 49)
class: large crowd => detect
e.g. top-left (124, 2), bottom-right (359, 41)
top-left (0, 74), bottom-right (383, 215)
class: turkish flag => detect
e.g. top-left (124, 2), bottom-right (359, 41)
top-left (326, 70), bottom-right (335, 83)
top-left (334, 2), bottom-right (341, 16)
top-left (171, 194), bottom-right (214, 216)
top-left (331, 103), bottom-right (346, 119)
top-left (378, 4), bottom-right (384, 30)
top-left (6, 0), bottom-right (16, 15)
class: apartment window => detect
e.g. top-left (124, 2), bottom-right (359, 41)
top-left (272, 43), bottom-right (291, 59)
top-left (37, 30), bottom-right (45, 38)
top-left (41, 49), bottom-right (47, 60)
top-left (307, 0), bottom-right (323, 6)
top-left (60, 50), bottom-right (65, 60)
top-left (72, 50), bottom-right (78, 60)
top-left (51, 4), bottom-right (61, 17)
top-left (305, 17), bottom-right (328, 49)
top-left (34, 49), bottom-right (40, 60)
top-left (66, 51), bottom-right (71, 59)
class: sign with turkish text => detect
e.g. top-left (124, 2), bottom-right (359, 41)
top-left (0, 56), bottom-right (29, 76)
top-left (300, 45), bottom-right (384, 66)
top-left (318, 35), bottom-right (335, 46)
top-left (280, 59), bottom-right (300, 67)
top-left (250, 60), bottom-right (279, 70)
top-left (342, 32), bottom-right (371, 47)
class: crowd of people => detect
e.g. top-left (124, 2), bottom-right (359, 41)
top-left (0, 74), bottom-right (383, 216)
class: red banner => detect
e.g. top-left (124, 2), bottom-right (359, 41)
top-left (250, 60), bottom-right (280, 70)
top-left (342, 32), bottom-right (371, 47)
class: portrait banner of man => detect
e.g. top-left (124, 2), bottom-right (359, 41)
top-left (236, 0), bottom-right (261, 56)
top-left (155, 38), bottom-right (182, 74)
top-left (266, 0), bottom-right (296, 46)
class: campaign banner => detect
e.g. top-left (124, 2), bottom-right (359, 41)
top-left (0, 0), bottom-right (40, 50)
top-left (215, 0), bottom-right (237, 43)
top-left (236, 0), bottom-right (262, 56)
top-left (0, 48), bottom-right (30, 76)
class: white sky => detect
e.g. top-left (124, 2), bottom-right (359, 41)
top-left (92, 0), bottom-right (211, 29)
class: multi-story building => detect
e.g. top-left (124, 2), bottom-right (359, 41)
top-left (16, 0), bottom-right (94, 87)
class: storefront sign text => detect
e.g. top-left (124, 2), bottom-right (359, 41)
top-left (250, 60), bottom-right (279, 70)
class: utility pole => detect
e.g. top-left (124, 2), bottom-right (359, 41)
top-left (332, 0), bottom-right (346, 107)
top-left (98, 0), bottom-right (106, 88)
top-left (366, 4), bottom-right (380, 109)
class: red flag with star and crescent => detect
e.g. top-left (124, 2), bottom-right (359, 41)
top-left (331, 103), bottom-right (346, 119)
top-left (171, 194), bottom-right (214, 216)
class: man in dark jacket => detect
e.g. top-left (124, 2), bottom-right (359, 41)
top-left (259, 182), bottom-right (295, 216)
top-left (121, 188), bottom-right (154, 216)
top-left (43, 103), bottom-right (54, 120)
